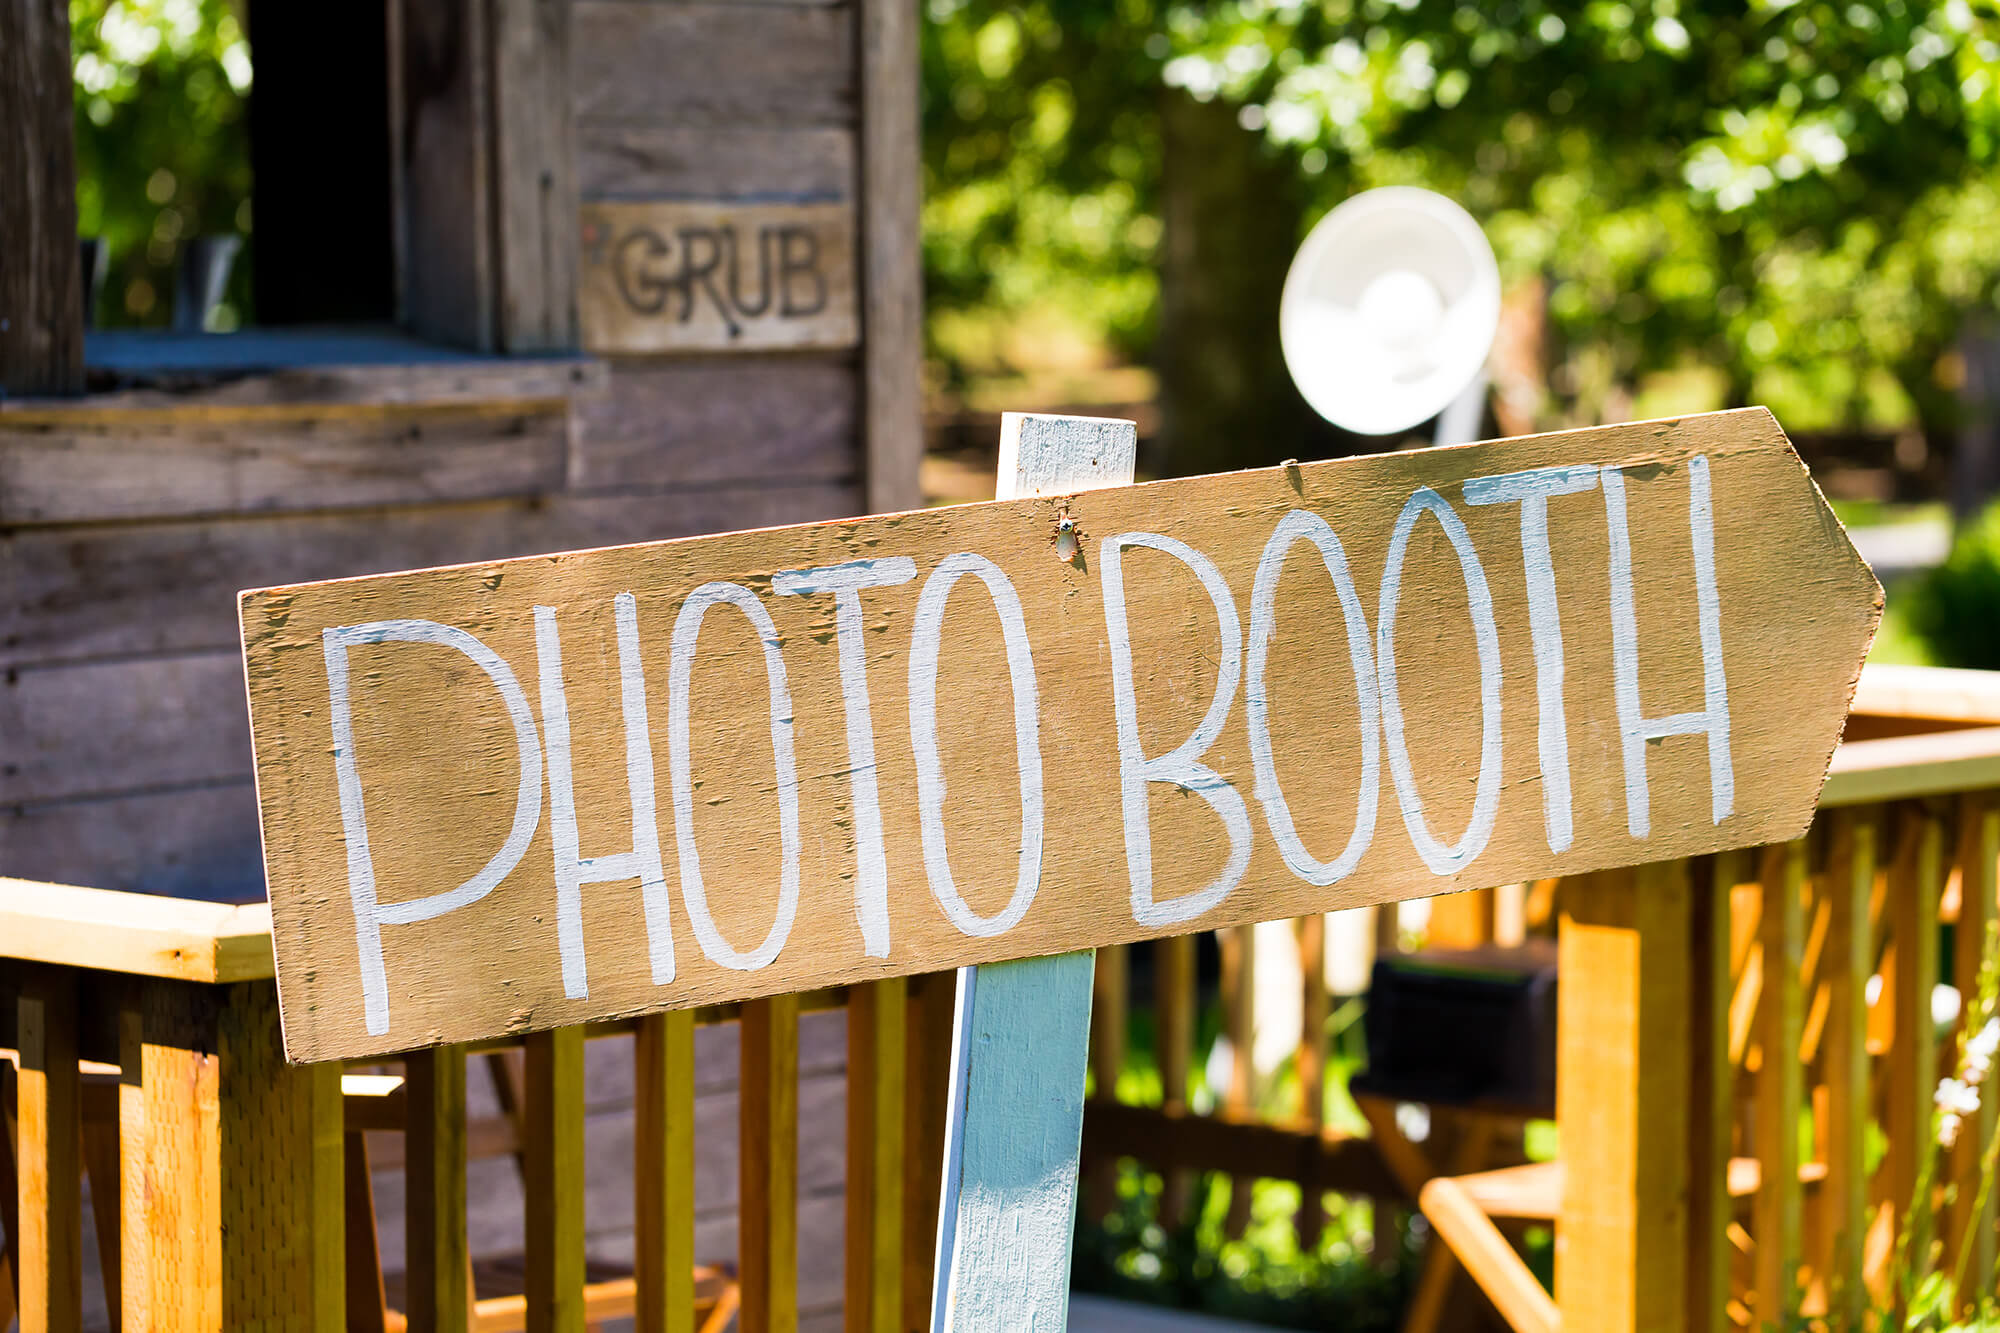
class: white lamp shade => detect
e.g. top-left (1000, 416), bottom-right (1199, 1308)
top-left (1280, 186), bottom-right (1502, 436)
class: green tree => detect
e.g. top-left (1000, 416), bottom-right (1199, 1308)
top-left (70, 0), bottom-right (253, 328)
top-left (924, 0), bottom-right (2000, 444)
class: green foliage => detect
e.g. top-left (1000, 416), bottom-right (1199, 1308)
top-left (1071, 1166), bottom-right (1419, 1331)
top-left (1167, 0), bottom-right (2000, 429)
top-left (922, 0), bottom-right (1167, 383)
top-left (1908, 504), bottom-right (2000, 667)
top-left (925, 0), bottom-right (2000, 431)
top-left (70, 0), bottom-right (253, 328)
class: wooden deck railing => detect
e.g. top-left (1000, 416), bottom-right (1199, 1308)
top-left (0, 888), bottom-right (959, 1332)
top-left (1079, 663), bottom-right (2000, 1330)
top-left (8, 663), bottom-right (2000, 1331)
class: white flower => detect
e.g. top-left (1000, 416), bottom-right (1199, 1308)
top-left (1937, 1076), bottom-right (1982, 1147)
top-left (1968, 1016), bottom-right (2000, 1072)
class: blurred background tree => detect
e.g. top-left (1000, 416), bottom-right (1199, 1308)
top-left (924, 0), bottom-right (2000, 471)
top-left (70, 0), bottom-right (253, 330)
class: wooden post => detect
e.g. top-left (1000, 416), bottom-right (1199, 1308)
top-left (490, 0), bottom-right (579, 353)
top-left (901, 970), bottom-right (958, 1326)
top-left (931, 953), bottom-right (1095, 1332)
top-left (523, 1026), bottom-right (586, 1333)
top-left (1686, 854), bottom-right (1734, 1333)
top-left (931, 413), bottom-right (1137, 1331)
top-left (1823, 810), bottom-right (1878, 1328)
top-left (16, 968), bottom-right (81, 1333)
top-left (217, 982), bottom-right (345, 1330)
top-left (1556, 863), bottom-right (1696, 1333)
top-left (740, 994), bottom-right (800, 1333)
top-left (1155, 932), bottom-right (1198, 1228)
top-left (1752, 840), bottom-right (1807, 1324)
top-left (1885, 806), bottom-right (1944, 1278)
top-left (634, 1012), bottom-right (696, 1333)
top-left (138, 980), bottom-right (223, 1330)
top-left (406, 1045), bottom-right (471, 1333)
top-left (846, 978), bottom-right (908, 1333)
top-left (1948, 798), bottom-right (1999, 1288)
top-left (1085, 945), bottom-right (1129, 1220)
top-left (858, 0), bottom-right (924, 514)
top-left (0, 0), bottom-right (84, 394)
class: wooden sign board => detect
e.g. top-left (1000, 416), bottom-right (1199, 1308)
top-left (578, 201), bottom-right (858, 354)
top-left (240, 409), bottom-right (1880, 1062)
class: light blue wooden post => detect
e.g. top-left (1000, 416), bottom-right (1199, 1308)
top-left (930, 412), bottom-right (1138, 1333)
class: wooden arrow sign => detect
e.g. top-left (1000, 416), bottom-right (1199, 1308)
top-left (239, 407), bottom-right (1880, 1062)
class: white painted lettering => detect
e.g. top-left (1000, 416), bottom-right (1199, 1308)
top-left (1602, 456), bottom-right (1733, 838)
top-left (1101, 532), bottom-right (1252, 926)
top-left (1463, 465), bottom-right (1599, 853)
top-left (907, 553), bottom-right (1045, 938)
top-left (323, 620), bottom-right (543, 1035)
top-left (534, 594), bottom-right (675, 999)
top-left (773, 556), bottom-right (919, 956)
top-left (667, 583), bottom-right (801, 970)
top-left (1376, 490), bottom-right (1504, 875)
top-left (1245, 510), bottom-right (1380, 885)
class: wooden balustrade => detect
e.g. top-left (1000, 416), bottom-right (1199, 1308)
top-left (0, 886), bottom-right (954, 1332)
top-left (7, 665), bottom-right (2000, 1330)
top-left (1078, 664), bottom-right (2000, 1330)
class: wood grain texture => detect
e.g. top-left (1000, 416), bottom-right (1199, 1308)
top-left (0, 653), bottom-right (253, 803)
top-left (569, 355), bottom-right (859, 493)
top-left (930, 953), bottom-right (1093, 1333)
top-left (1753, 841), bottom-right (1806, 1324)
top-left (1821, 726), bottom-right (2000, 805)
top-left (405, 1045), bottom-right (471, 1333)
top-left (739, 994), bottom-right (799, 1333)
top-left (1084, 945), bottom-right (1127, 1220)
top-left (1686, 854), bottom-right (1734, 1333)
top-left (577, 127), bottom-right (854, 203)
top-left (932, 413), bottom-right (1134, 1327)
top-left (859, 0), bottom-right (924, 514)
top-left (1885, 808), bottom-right (1944, 1277)
top-left (523, 1026), bottom-right (587, 1332)
top-left (16, 968), bottom-right (82, 1333)
top-left (138, 980), bottom-right (223, 1330)
top-left (0, 881), bottom-right (271, 981)
top-left (844, 978), bottom-right (905, 1333)
top-left (115, 993), bottom-right (144, 1332)
top-left (1154, 933), bottom-right (1197, 1227)
top-left (48, 329), bottom-right (602, 407)
top-left (491, 0), bottom-right (580, 353)
top-left (0, 0), bottom-right (82, 395)
top-left (398, 0), bottom-right (495, 349)
top-left (1947, 799), bottom-right (1999, 1287)
top-left (3, 480), bottom-right (863, 666)
top-left (572, 3), bottom-right (855, 128)
top-left (218, 981), bottom-right (346, 1329)
top-left (1821, 811), bottom-right (1877, 1330)
top-left (0, 401), bottom-right (569, 524)
top-left (580, 202), bottom-right (858, 353)
top-left (633, 1011), bottom-right (696, 1333)
top-left (1, 780), bottom-right (267, 903)
top-left (1417, 1176), bottom-right (1557, 1333)
top-left (239, 409), bottom-right (1880, 1061)
top-left (899, 970), bottom-right (957, 1329)
top-left (1554, 865), bottom-right (1694, 1333)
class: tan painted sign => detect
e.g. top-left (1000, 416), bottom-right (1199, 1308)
top-left (578, 201), bottom-right (857, 353)
top-left (241, 409), bottom-right (1880, 1061)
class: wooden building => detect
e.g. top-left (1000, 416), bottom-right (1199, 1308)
top-left (0, 0), bottom-right (921, 903)
top-left (3, 5), bottom-right (921, 1325)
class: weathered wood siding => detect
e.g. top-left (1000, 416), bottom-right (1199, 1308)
top-left (0, 379), bottom-right (860, 899)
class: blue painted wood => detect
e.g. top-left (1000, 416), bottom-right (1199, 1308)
top-left (932, 952), bottom-right (1097, 1331)
top-left (931, 412), bottom-right (1137, 1333)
